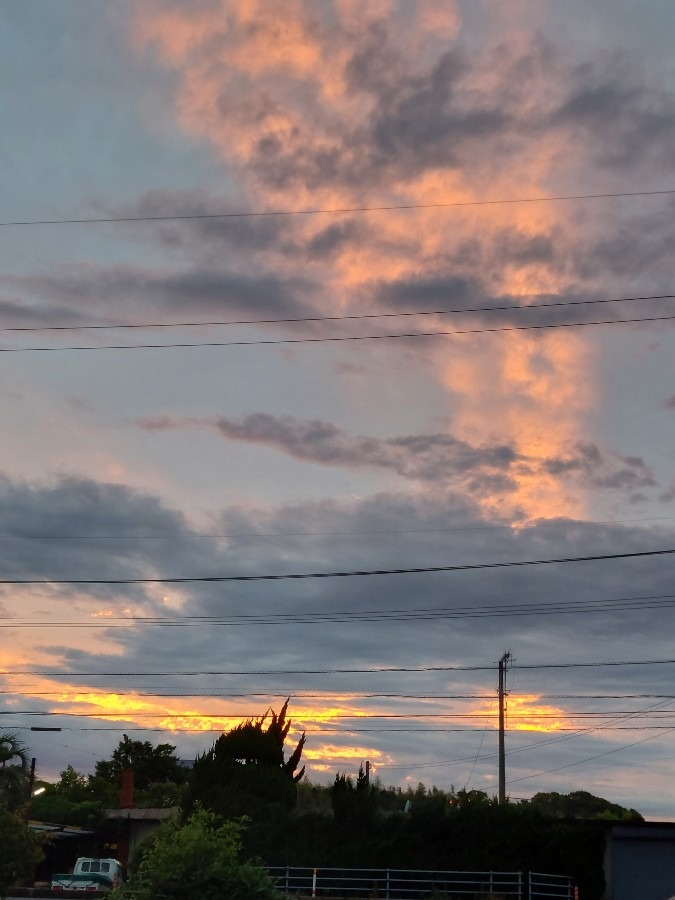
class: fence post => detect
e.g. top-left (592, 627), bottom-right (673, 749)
top-left (285, 866), bottom-right (289, 895)
top-left (386, 868), bottom-right (390, 900)
top-left (312, 868), bottom-right (317, 898)
top-left (489, 871), bottom-right (493, 893)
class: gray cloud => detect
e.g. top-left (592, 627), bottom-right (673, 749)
top-left (140, 412), bottom-right (522, 487)
top-left (235, 30), bottom-right (675, 194)
top-left (550, 55), bottom-right (675, 169)
top-left (139, 414), bottom-right (660, 500)
top-left (544, 444), bottom-right (656, 491)
top-left (0, 474), bottom-right (222, 604)
top-left (2, 470), bottom-right (675, 810)
top-left (10, 472), bottom-right (675, 808)
top-left (1, 263), bottom-right (317, 327)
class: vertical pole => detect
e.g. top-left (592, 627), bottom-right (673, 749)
top-left (27, 757), bottom-right (36, 801)
top-left (498, 651), bottom-right (511, 804)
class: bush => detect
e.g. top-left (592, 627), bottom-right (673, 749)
top-left (110, 807), bottom-right (279, 900)
top-left (0, 804), bottom-right (42, 899)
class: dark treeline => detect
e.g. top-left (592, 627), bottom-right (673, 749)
top-left (21, 706), bottom-right (644, 900)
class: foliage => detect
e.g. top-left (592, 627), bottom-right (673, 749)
top-left (186, 700), bottom-right (306, 819)
top-left (0, 803), bottom-right (43, 899)
top-left (529, 790), bottom-right (643, 821)
top-left (331, 765), bottom-right (375, 826)
top-left (30, 792), bottom-right (104, 830)
top-left (109, 807), bottom-right (279, 900)
top-left (29, 765), bottom-right (110, 827)
top-left (31, 752), bottom-right (187, 827)
top-left (0, 734), bottom-right (28, 769)
top-left (95, 735), bottom-right (188, 792)
top-left (295, 779), bottom-right (332, 815)
top-left (238, 782), bottom-right (607, 899)
top-left (0, 733), bottom-right (30, 812)
top-left (449, 788), bottom-right (494, 809)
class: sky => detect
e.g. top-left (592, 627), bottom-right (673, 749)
top-left (2, 0), bottom-right (675, 818)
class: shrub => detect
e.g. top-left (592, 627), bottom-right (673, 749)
top-left (110, 807), bottom-right (279, 900)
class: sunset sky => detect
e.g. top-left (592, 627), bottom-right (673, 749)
top-left (3, 0), bottom-right (675, 817)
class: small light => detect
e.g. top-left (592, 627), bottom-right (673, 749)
top-left (32, 787), bottom-right (46, 797)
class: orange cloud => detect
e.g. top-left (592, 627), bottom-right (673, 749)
top-left (131, 1), bottom-right (605, 521)
top-left (506, 694), bottom-right (567, 733)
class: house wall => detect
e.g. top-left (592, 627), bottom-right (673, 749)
top-left (605, 825), bottom-right (675, 900)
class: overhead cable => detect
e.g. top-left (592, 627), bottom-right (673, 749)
top-left (4, 590), bottom-right (675, 627)
top-left (0, 546), bottom-right (673, 585)
top-left (3, 312), bottom-right (675, 353)
top-left (5, 657), bottom-right (675, 676)
top-left (2, 187), bottom-right (675, 228)
top-left (3, 292), bottom-right (674, 334)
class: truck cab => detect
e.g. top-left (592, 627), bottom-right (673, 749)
top-left (51, 857), bottom-right (126, 892)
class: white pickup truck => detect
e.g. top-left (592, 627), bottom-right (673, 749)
top-left (51, 857), bottom-right (126, 892)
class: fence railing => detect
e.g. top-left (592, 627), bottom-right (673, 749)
top-left (528, 871), bottom-right (575, 899)
top-left (266, 866), bottom-right (574, 899)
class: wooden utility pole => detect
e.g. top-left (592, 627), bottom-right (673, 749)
top-left (27, 757), bottom-right (36, 801)
top-left (498, 651), bottom-right (511, 803)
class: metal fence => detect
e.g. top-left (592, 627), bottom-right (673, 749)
top-left (528, 872), bottom-right (575, 899)
top-left (266, 866), bottom-right (574, 899)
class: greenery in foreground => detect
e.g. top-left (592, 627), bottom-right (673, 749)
top-left (109, 808), bottom-right (279, 900)
top-left (0, 733), bottom-right (43, 899)
top-left (0, 803), bottom-right (43, 900)
top-left (24, 706), bottom-right (647, 900)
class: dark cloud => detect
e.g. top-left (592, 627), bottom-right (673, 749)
top-left (2, 470), bottom-right (675, 809)
top-left (544, 444), bottom-right (656, 491)
top-left (550, 56), bottom-right (675, 169)
top-left (139, 414), bottom-right (660, 500)
top-left (236, 29), bottom-right (675, 194)
top-left (140, 412), bottom-right (523, 487)
top-left (0, 474), bottom-right (222, 603)
top-left (364, 46), bottom-right (509, 171)
top-left (2, 263), bottom-right (317, 327)
top-left (373, 274), bottom-right (479, 311)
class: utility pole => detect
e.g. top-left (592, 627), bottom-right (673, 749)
top-left (27, 757), bottom-right (36, 801)
top-left (498, 651), bottom-right (511, 804)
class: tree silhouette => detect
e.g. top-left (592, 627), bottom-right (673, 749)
top-left (95, 735), bottom-right (188, 791)
top-left (187, 699), bottom-right (306, 819)
top-left (330, 764), bottom-right (375, 826)
top-left (0, 732), bottom-right (30, 810)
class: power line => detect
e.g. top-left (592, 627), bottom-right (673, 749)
top-left (505, 728), bottom-right (675, 785)
top-left (3, 292), bottom-right (674, 334)
top-left (2, 690), bottom-right (675, 700)
top-left (5, 658), bottom-right (675, 676)
top-left (0, 546), bottom-right (673, 585)
top-left (379, 699), bottom-right (675, 771)
top-left (6, 723), bottom-right (675, 735)
top-left (5, 590), bottom-right (675, 627)
top-left (10, 710), bottom-right (675, 719)
top-left (2, 188), bottom-right (675, 228)
top-left (3, 312), bottom-right (675, 353)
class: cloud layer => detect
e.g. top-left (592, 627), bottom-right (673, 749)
top-left (4, 0), bottom-right (675, 815)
